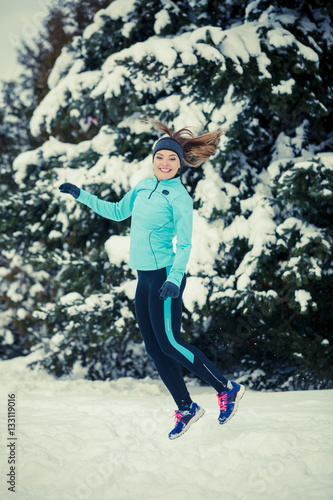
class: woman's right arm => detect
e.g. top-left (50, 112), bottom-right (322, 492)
top-left (59, 182), bottom-right (138, 221)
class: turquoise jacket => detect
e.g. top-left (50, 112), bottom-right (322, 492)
top-left (77, 175), bottom-right (193, 287)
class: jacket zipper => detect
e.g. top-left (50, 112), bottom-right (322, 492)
top-left (148, 180), bottom-right (159, 199)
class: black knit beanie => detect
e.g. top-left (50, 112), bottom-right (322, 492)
top-left (153, 137), bottom-right (183, 163)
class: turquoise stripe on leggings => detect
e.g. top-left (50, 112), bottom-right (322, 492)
top-left (164, 267), bottom-right (194, 363)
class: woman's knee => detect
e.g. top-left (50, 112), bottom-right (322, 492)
top-left (158, 340), bottom-right (179, 359)
top-left (143, 337), bottom-right (170, 363)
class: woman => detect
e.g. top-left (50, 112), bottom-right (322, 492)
top-left (59, 119), bottom-right (245, 439)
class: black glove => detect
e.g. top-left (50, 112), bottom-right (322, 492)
top-left (158, 281), bottom-right (180, 300)
top-left (59, 183), bottom-right (80, 199)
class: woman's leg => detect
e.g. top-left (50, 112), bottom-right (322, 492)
top-left (148, 268), bottom-right (230, 394)
top-left (135, 271), bottom-right (192, 408)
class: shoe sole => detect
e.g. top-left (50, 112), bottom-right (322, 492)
top-left (169, 407), bottom-right (206, 440)
top-left (219, 384), bottom-right (245, 425)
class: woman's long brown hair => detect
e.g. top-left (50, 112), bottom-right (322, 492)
top-left (146, 118), bottom-right (227, 167)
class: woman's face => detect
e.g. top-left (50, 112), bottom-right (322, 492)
top-left (153, 150), bottom-right (180, 181)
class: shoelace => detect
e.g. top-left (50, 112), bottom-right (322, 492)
top-left (217, 392), bottom-right (227, 411)
top-left (173, 410), bottom-right (183, 425)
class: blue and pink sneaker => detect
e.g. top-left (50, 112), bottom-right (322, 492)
top-left (169, 402), bottom-right (205, 440)
top-left (217, 381), bottom-right (245, 425)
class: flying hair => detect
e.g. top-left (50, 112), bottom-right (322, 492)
top-left (145, 118), bottom-right (227, 167)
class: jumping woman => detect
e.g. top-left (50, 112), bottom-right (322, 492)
top-left (59, 119), bottom-right (245, 439)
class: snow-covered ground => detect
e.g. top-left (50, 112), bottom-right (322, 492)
top-left (0, 353), bottom-right (332, 500)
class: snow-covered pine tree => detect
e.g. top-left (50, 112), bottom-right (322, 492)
top-left (0, 0), bottom-right (116, 362)
top-left (1, 0), bottom-right (332, 388)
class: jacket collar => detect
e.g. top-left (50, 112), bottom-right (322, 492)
top-left (153, 175), bottom-right (181, 186)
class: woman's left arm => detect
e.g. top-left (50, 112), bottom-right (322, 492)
top-left (167, 193), bottom-right (193, 288)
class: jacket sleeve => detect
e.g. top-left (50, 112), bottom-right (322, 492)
top-left (167, 194), bottom-right (193, 288)
top-left (76, 184), bottom-right (138, 221)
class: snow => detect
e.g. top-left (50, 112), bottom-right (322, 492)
top-left (59, 292), bottom-right (84, 306)
top-left (0, 354), bottom-right (333, 500)
top-left (154, 9), bottom-right (171, 35)
top-left (82, 0), bottom-right (137, 40)
top-left (30, 6), bottom-right (315, 138)
top-left (2, 329), bottom-right (14, 345)
top-left (6, 283), bottom-right (24, 302)
top-left (48, 47), bottom-right (85, 90)
top-left (214, 184), bottom-right (276, 294)
top-left (48, 230), bottom-right (63, 240)
top-left (30, 71), bottom-right (102, 135)
top-left (105, 235), bottom-right (131, 268)
top-left (294, 290), bottom-right (313, 313)
top-left (4, 0), bottom-right (333, 423)
top-left (99, 0), bottom-right (137, 22)
top-left (266, 27), bottom-right (319, 64)
top-left (218, 24), bottom-right (270, 77)
top-left (182, 276), bottom-right (208, 312)
top-left (272, 78), bottom-right (295, 95)
top-left (12, 136), bottom-right (92, 187)
top-left (211, 85), bottom-right (249, 134)
top-left (276, 217), bottom-right (327, 252)
top-left (187, 212), bottom-right (222, 277)
top-left (121, 22), bottom-right (136, 38)
top-left (59, 293), bottom-right (115, 318)
top-left (114, 279), bottom-right (137, 302)
top-left (269, 121), bottom-right (311, 162)
top-left (194, 163), bottom-right (233, 216)
top-left (241, 199), bottom-right (276, 257)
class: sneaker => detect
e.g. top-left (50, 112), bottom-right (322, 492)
top-left (217, 381), bottom-right (245, 425)
top-left (168, 402), bottom-right (205, 440)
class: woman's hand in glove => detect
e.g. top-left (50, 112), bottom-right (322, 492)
top-left (59, 183), bottom-right (80, 199)
top-left (158, 281), bottom-right (180, 300)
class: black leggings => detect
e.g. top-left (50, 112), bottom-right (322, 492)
top-left (135, 267), bottom-right (228, 408)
